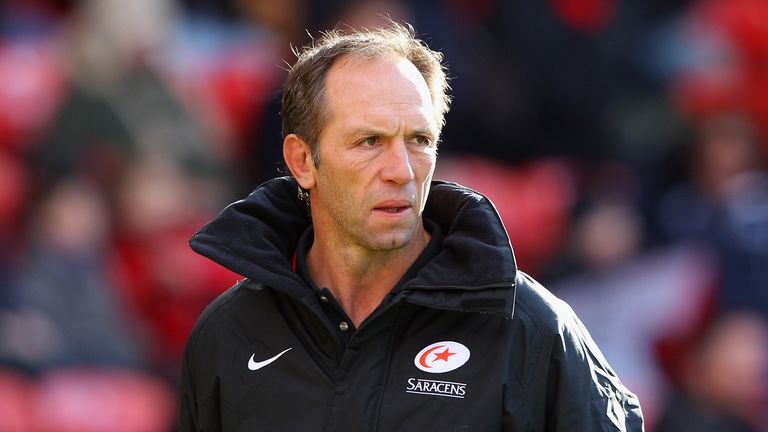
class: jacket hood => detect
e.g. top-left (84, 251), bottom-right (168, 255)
top-left (190, 176), bottom-right (517, 316)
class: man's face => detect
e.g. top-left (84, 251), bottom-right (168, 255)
top-left (309, 55), bottom-right (439, 252)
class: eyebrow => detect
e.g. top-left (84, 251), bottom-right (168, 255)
top-left (344, 126), bottom-right (437, 141)
top-left (406, 128), bottom-right (437, 138)
top-left (345, 127), bottom-right (387, 139)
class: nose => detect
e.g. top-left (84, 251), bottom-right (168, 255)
top-left (380, 141), bottom-right (415, 184)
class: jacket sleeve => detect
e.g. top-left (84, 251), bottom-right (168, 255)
top-left (545, 306), bottom-right (644, 431)
top-left (503, 274), bottom-right (644, 431)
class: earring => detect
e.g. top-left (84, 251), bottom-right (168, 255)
top-left (297, 186), bottom-right (310, 203)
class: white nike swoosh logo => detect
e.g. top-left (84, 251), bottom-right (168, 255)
top-left (248, 348), bottom-right (292, 371)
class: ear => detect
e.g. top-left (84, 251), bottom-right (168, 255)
top-left (283, 134), bottom-right (316, 190)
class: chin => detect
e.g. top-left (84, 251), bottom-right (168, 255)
top-left (365, 233), bottom-right (413, 251)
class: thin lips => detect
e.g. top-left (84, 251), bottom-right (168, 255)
top-left (374, 200), bottom-right (412, 210)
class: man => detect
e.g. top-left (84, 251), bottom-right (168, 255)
top-left (179, 23), bottom-right (643, 431)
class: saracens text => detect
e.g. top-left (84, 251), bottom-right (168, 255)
top-left (405, 378), bottom-right (467, 398)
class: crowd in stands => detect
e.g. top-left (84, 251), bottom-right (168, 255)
top-left (0, 0), bottom-right (766, 430)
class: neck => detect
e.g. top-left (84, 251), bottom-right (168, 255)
top-left (306, 225), bottom-right (430, 327)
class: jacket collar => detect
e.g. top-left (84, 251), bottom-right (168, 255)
top-left (190, 176), bottom-right (517, 317)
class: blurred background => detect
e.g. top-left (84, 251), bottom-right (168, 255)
top-left (0, 0), bottom-right (767, 430)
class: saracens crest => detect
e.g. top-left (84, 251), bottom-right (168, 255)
top-left (413, 341), bottom-right (470, 373)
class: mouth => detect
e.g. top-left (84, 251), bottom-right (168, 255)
top-left (373, 200), bottom-right (413, 215)
top-left (377, 207), bottom-right (409, 213)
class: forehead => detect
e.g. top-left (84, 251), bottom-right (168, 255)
top-left (321, 55), bottom-right (436, 131)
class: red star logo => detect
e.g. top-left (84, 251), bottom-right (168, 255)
top-left (433, 347), bottom-right (456, 362)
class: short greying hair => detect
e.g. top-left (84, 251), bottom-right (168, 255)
top-left (281, 22), bottom-right (451, 164)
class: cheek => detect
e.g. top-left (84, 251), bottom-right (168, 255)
top-left (415, 157), bottom-right (435, 209)
top-left (413, 151), bottom-right (436, 177)
top-left (320, 166), bottom-right (364, 210)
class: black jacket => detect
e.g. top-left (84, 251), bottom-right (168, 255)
top-left (179, 177), bottom-right (643, 431)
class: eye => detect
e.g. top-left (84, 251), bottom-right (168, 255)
top-left (359, 136), bottom-right (379, 147)
top-left (411, 135), bottom-right (433, 146)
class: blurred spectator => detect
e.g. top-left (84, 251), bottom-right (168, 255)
top-left (658, 112), bottom-right (762, 239)
top-left (0, 175), bottom-right (177, 432)
top-left (657, 111), bottom-right (768, 320)
top-left (655, 312), bottom-right (768, 432)
top-left (543, 161), bottom-right (642, 279)
top-left (32, 0), bottom-right (231, 197)
top-left (1, 179), bottom-right (144, 371)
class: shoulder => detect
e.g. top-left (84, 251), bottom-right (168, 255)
top-left (509, 272), bottom-right (598, 374)
top-left (512, 271), bottom-right (608, 368)
top-left (185, 279), bottom-right (269, 351)
top-left (512, 271), bottom-right (579, 337)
